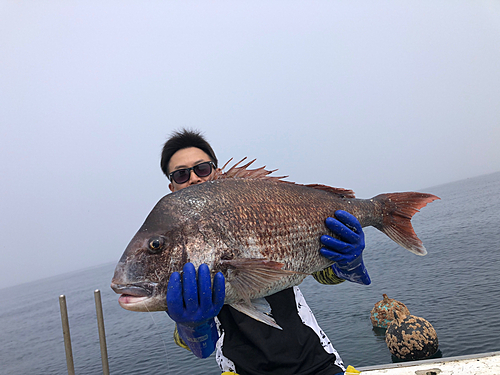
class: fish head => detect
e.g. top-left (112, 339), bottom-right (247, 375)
top-left (111, 196), bottom-right (189, 312)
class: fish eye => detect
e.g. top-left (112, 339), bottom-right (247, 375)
top-left (148, 237), bottom-right (165, 254)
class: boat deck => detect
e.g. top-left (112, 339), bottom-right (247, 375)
top-left (356, 351), bottom-right (500, 375)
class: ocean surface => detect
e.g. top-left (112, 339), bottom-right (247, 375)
top-left (2, 171), bottom-right (500, 375)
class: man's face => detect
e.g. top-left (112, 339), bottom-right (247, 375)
top-left (168, 147), bottom-right (217, 192)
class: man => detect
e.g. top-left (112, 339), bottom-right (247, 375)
top-left (160, 129), bottom-right (370, 375)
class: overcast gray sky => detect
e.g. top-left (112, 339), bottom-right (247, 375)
top-left (1, 1), bottom-right (499, 289)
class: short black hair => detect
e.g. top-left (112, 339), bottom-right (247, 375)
top-left (160, 129), bottom-right (218, 177)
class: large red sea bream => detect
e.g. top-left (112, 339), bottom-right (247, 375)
top-left (111, 159), bottom-right (439, 328)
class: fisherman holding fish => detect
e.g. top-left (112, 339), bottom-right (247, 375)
top-left (160, 130), bottom-right (371, 375)
top-left (112, 129), bottom-right (437, 373)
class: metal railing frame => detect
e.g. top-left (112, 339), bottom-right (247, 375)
top-left (59, 290), bottom-right (110, 375)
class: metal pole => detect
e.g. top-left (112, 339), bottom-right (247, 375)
top-left (59, 295), bottom-right (76, 375)
top-left (94, 289), bottom-right (110, 375)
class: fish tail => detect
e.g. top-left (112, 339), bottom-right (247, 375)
top-left (373, 192), bottom-right (440, 255)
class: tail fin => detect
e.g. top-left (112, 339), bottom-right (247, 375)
top-left (373, 192), bottom-right (440, 255)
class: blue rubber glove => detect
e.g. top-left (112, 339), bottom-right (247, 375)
top-left (167, 263), bottom-right (225, 358)
top-left (320, 210), bottom-right (371, 285)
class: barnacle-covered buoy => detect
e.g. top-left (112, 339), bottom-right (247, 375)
top-left (370, 294), bottom-right (410, 328)
top-left (385, 314), bottom-right (439, 361)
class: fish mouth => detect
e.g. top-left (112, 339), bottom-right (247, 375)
top-left (111, 282), bottom-right (158, 311)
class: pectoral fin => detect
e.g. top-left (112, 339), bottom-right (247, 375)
top-left (220, 258), bottom-right (305, 329)
top-left (220, 258), bottom-right (302, 300)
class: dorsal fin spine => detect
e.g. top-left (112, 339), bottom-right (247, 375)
top-left (213, 158), bottom-right (355, 198)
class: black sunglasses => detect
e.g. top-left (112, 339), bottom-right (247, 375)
top-left (168, 161), bottom-right (215, 184)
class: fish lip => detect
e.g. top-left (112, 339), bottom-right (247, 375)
top-left (111, 282), bottom-right (160, 310)
top-left (111, 282), bottom-right (157, 297)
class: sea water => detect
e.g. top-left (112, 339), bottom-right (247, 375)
top-left (1, 172), bottom-right (500, 374)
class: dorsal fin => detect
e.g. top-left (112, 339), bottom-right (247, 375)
top-left (212, 158), bottom-right (356, 198)
top-left (304, 184), bottom-right (356, 198)
top-left (213, 157), bottom-right (288, 182)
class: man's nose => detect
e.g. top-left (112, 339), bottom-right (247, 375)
top-left (188, 170), bottom-right (202, 185)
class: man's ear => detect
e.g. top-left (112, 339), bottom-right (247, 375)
top-left (169, 182), bottom-right (174, 192)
